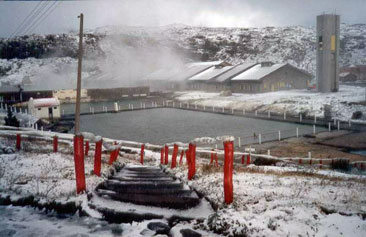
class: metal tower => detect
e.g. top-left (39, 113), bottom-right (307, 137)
top-left (316, 14), bottom-right (340, 92)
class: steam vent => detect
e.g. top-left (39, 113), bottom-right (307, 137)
top-left (316, 14), bottom-right (340, 92)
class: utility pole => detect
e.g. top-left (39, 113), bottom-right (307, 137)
top-left (73, 13), bottom-right (86, 194)
top-left (75, 13), bottom-right (83, 135)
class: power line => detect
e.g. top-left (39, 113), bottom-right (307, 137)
top-left (19, 1), bottom-right (54, 36)
top-left (23, 1), bottom-right (61, 36)
top-left (9, 0), bottom-right (44, 38)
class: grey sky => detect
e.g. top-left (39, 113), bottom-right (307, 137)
top-left (0, 0), bottom-right (365, 38)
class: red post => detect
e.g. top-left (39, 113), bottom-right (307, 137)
top-left (53, 136), bottom-right (58, 152)
top-left (224, 141), bottom-right (234, 204)
top-left (246, 154), bottom-right (251, 165)
top-left (164, 145), bottom-right (169, 165)
top-left (85, 140), bottom-right (89, 156)
top-left (214, 153), bottom-right (218, 167)
top-left (188, 143), bottom-right (196, 180)
top-left (179, 150), bottom-right (184, 166)
top-left (171, 144), bottom-right (178, 168)
top-left (185, 149), bottom-right (190, 166)
top-left (160, 148), bottom-right (164, 165)
top-left (140, 144), bottom-right (145, 165)
top-left (241, 155), bottom-right (245, 164)
top-left (94, 139), bottom-right (102, 176)
top-left (73, 135), bottom-right (86, 194)
top-left (16, 134), bottom-right (21, 150)
top-left (211, 150), bottom-right (215, 165)
top-left (109, 150), bottom-right (116, 165)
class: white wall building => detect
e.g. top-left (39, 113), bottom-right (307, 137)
top-left (28, 97), bottom-right (61, 120)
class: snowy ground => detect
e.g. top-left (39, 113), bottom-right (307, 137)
top-left (174, 85), bottom-right (366, 122)
top-left (168, 164), bottom-right (366, 237)
top-left (1, 129), bottom-right (366, 236)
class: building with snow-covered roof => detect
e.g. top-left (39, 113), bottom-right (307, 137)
top-left (231, 62), bottom-right (312, 93)
top-left (145, 61), bottom-right (223, 91)
top-left (28, 97), bottom-right (61, 121)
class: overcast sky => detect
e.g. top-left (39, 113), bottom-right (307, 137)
top-left (0, 0), bottom-right (365, 38)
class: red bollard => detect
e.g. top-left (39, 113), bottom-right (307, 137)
top-left (179, 150), bottom-right (184, 166)
top-left (94, 139), bottom-right (102, 176)
top-left (53, 136), bottom-right (58, 152)
top-left (73, 135), bottom-right (86, 194)
top-left (160, 148), bottom-right (164, 165)
top-left (224, 141), bottom-right (234, 204)
top-left (246, 154), bottom-right (251, 165)
top-left (211, 150), bottom-right (215, 165)
top-left (188, 143), bottom-right (196, 180)
top-left (85, 140), bottom-right (90, 156)
top-left (186, 149), bottom-right (190, 166)
top-left (299, 159), bottom-right (302, 164)
top-left (140, 144), bottom-right (145, 165)
top-left (214, 153), bottom-right (218, 167)
top-left (319, 160), bottom-right (323, 169)
top-left (241, 155), bottom-right (245, 164)
top-left (171, 144), bottom-right (178, 169)
top-left (164, 145), bottom-right (169, 165)
top-left (16, 134), bottom-right (21, 150)
top-left (109, 150), bottom-right (116, 165)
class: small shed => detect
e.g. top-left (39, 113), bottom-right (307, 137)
top-left (28, 97), bottom-right (61, 120)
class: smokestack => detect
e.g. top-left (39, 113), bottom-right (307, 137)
top-left (316, 14), bottom-right (340, 93)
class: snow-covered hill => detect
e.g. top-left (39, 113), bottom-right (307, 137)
top-left (1, 23), bottom-right (366, 86)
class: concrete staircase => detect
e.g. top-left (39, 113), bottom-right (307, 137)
top-left (89, 165), bottom-right (213, 224)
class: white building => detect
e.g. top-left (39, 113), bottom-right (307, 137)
top-left (28, 97), bottom-right (61, 120)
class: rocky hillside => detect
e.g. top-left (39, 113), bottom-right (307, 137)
top-left (0, 23), bottom-right (366, 86)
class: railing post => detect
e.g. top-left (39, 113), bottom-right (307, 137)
top-left (94, 139), bottom-right (102, 176)
top-left (268, 111), bottom-right (271, 118)
top-left (160, 147), bottom-right (164, 165)
top-left (328, 122), bottom-right (331, 132)
top-left (53, 136), bottom-right (58, 152)
top-left (73, 135), bottom-right (86, 194)
top-left (284, 112), bottom-right (286, 120)
top-left (223, 141), bottom-right (234, 204)
top-left (278, 130), bottom-right (281, 141)
top-left (171, 144), bottom-right (178, 169)
top-left (314, 115), bottom-right (317, 124)
top-left (164, 145), bottom-right (169, 165)
top-left (140, 144), bottom-right (145, 165)
top-left (300, 114), bottom-right (302, 122)
top-left (313, 125), bottom-right (316, 134)
top-left (16, 134), bottom-right (21, 150)
top-left (337, 121), bottom-right (340, 131)
top-left (188, 143), bottom-right (196, 180)
top-left (238, 137), bottom-right (241, 147)
top-left (296, 127), bottom-right (299, 138)
top-left (259, 134), bottom-right (262, 144)
top-left (85, 140), bottom-right (89, 156)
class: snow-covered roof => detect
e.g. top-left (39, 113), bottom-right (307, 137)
top-left (188, 65), bottom-right (234, 81)
top-left (145, 61), bottom-right (223, 82)
top-left (339, 72), bottom-right (351, 77)
top-left (231, 63), bottom-right (286, 81)
top-left (30, 97), bottom-right (60, 108)
top-left (214, 63), bottom-right (258, 82)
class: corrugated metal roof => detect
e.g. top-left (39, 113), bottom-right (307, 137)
top-left (188, 65), bottom-right (234, 81)
top-left (231, 63), bottom-right (286, 81)
top-left (214, 63), bottom-right (258, 82)
top-left (144, 61), bottom-right (223, 82)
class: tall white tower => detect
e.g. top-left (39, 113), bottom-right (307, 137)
top-left (316, 14), bottom-right (340, 92)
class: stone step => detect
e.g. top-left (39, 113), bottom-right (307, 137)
top-left (115, 173), bottom-right (169, 179)
top-left (97, 186), bottom-right (193, 195)
top-left (104, 180), bottom-right (184, 191)
top-left (96, 189), bottom-right (200, 209)
top-left (109, 176), bottom-right (175, 182)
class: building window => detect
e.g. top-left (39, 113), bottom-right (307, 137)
top-left (54, 107), bottom-right (58, 110)
top-left (240, 85), bottom-right (243, 90)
